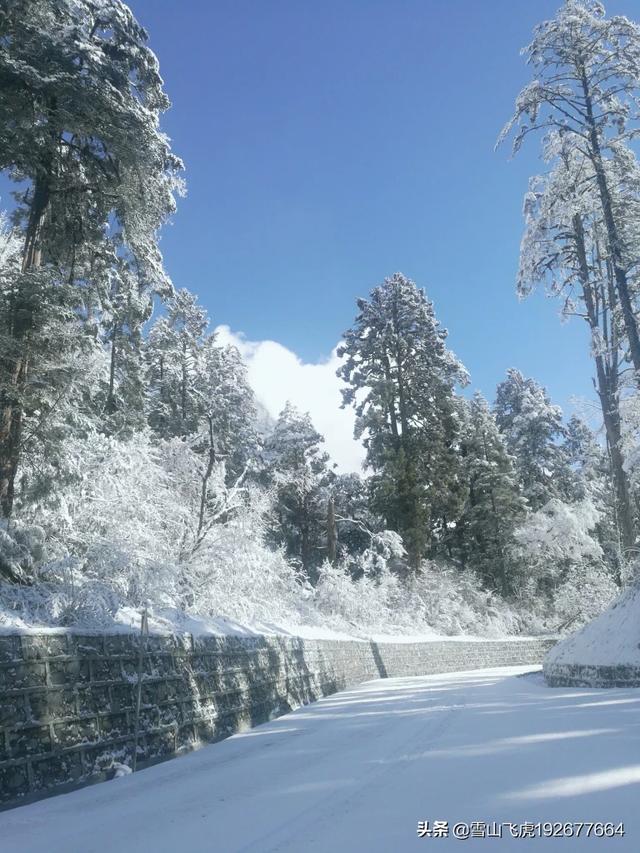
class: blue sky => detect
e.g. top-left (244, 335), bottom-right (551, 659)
top-left (123, 0), bottom-right (627, 415)
top-left (5, 0), bottom-right (635, 465)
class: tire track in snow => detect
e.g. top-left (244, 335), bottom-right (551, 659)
top-left (234, 679), bottom-right (472, 853)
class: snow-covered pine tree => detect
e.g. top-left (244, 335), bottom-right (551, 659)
top-left (146, 289), bottom-right (209, 439)
top-left (563, 414), bottom-right (622, 580)
top-left (459, 393), bottom-right (527, 594)
top-left (499, 0), bottom-right (640, 377)
top-left (494, 369), bottom-right (571, 510)
top-left (337, 272), bottom-right (469, 568)
top-left (330, 472), bottom-right (377, 571)
top-left (263, 402), bottom-right (334, 582)
top-left (199, 340), bottom-right (259, 480)
top-left (562, 416), bottom-right (601, 500)
top-left (93, 255), bottom-right (152, 436)
top-left (517, 138), bottom-right (636, 553)
top-left (145, 290), bottom-right (259, 480)
top-left (0, 0), bottom-right (183, 516)
top-left (0, 211), bottom-right (106, 513)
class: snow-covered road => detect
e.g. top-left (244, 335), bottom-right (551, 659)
top-left (2, 665), bottom-right (639, 851)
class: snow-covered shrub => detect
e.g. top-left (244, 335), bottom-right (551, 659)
top-left (1, 428), bottom-right (309, 630)
top-left (311, 555), bottom-right (523, 638)
top-left (551, 564), bottom-right (619, 630)
top-left (0, 519), bottom-right (45, 583)
top-left (0, 421), bottom-right (607, 639)
top-left (179, 486), bottom-right (310, 627)
top-left (357, 529), bottom-right (406, 579)
top-left (508, 498), bottom-right (618, 631)
top-left (512, 498), bottom-right (603, 581)
top-left (313, 559), bottom-right (401, 631)
top-left (406, 562), bottom-right (522, 637)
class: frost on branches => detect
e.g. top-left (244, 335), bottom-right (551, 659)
top-left (0, 261), bottom-right (620, 638)
top-left (0, 1), bottom-right (629, 641)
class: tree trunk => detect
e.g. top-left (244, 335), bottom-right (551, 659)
top-left (0, 175), bottom-right (50, 517)
top-left (573, 214), bottom-right (635, 554)
top-left (381, 353), bottom-right (401, 450)
top-left (579, 66), bottom-right (640, 378)
top-left (301, 492), bottom-right (311, 579)
top-left (181, 341), bottom-right (188, 429)
top-left (327, 495), bottom-right (337, 564)
top-left (105, 325), bottom-right (119, 415)
top-left (197, 414), bottom-right (216, 539)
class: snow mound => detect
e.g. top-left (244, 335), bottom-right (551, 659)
top-left (545, 583), bottom-right (640, 671)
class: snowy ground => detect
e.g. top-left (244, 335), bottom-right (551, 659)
top-left (0, 604), bottom-right (541, 642)
top-left (2, 666), bottom-right (639, 851)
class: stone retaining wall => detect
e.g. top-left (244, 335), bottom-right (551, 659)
top-left (0, 632), bottom-right (555, 808)
top-left (543, 661), bottom-right (640, 688)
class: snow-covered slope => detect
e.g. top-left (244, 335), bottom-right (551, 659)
top-left (544, 584), bottom-right (640, 685)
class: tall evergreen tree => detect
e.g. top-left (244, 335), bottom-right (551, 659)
top-left (0, 213), bottom-right (104, 511)
top-left (146, 289), bottom-right (209, 439)
top-left (330, 472), bottom-right (377, 567)
top-left (516, 139), bottom-right (636, 553)
top-left (0, 0), bottom-right (183, 515)
top-left (199, 340), bottom-right (259, 480)
top-left (499, 0), bottom-right (640, 376)
top-left (338, 273), bottom-right (469, 567)
top-left (494, 369), bottom-right (570, 510)
top-left (563, 414), bottom-right (622, 579)
top-left (145, 290), bottom-right (258, 479)
top-left (94, 256), bottom-right (151, 435)
top-left (263, 403), bottom-right (334, 581)
top-left (459, 393), bottom-right (527, 594)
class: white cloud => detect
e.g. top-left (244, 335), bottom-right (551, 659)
top-left (214, 325), bottom-right (365, 473)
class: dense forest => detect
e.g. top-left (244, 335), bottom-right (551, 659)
top-left (0, 0), bottom-right (639, 637)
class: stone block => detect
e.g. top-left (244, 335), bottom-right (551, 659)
top-left (110, 684), bottom-right (136, 712)
top-left (104, 634), bottom-right (138, 656)
top-left (0, 662), bottom-right (47, 691)
top-left (146, 635), bottom-right (176, 653)
top-left (53, 716), bottom-right (99, 748)
top-left (158, 703), bottom-right (183, 728)
top-left (146, 653), bottom-right (176, 678)
top-left (82, 742), bottom-right (135, 777)
top-left (175, 723), bottom-right (196, 750)
top-left (90, 658), bottom-right (122, 683)
top-left (49, 659), bottom-right (90, 686)
top-left (196, 719), bottom-right (216, 742)
top-left (119, 657), bottom-right (140, 683)
top-left (10, 724), bottom-right (52, 758)
top-left (136, 706), bottom-right (159, 730)
top-left (0, 696), bottom-right (28, 728)
top-left (67, 635), bottom-right (105, 657)
top-left (139, 680), bottom-right (164, 706)
top-left (0, 762), bottom-right (30, 802)
top-left (99, 712), bottom-right (131, 738)
top-left (76, 685), bottom-right (111, 717)
top-left (0, 636), bottom-right (20, 664)
top-left (21, 635), bottom-right (68, 660)
top-left (26, 688), bottom-right (76, 723)
top-left (181, 699), bottom-right (203, 722)
top-left (31, 751), bottom-right (82, 791)
top-left (145, 729), bottom-right (176, 758)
